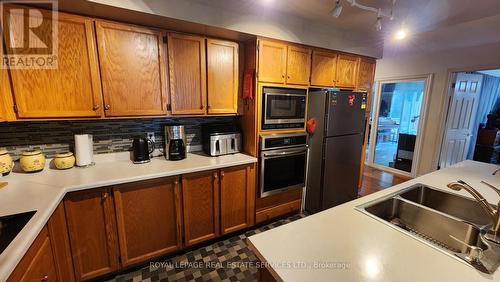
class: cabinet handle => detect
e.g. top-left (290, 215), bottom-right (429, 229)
top-left (41, 275), bottom-right (48, 282)
top-left (105, 105), bottom-right (110, 110)
top-left (174, 179), bottom-right (179, 185)
top-left (213, 172), bottom-right (218, 179)
top-left (287, 75), bottom-right (291, 79)
top-left (102, 192), bottom-right (108, 200)
top-left (200, 105), bottom-right (204, 110)
top-left (220, 171), bottom-right (225, 178)
top-left (93, 105), bottom-right (100, 111)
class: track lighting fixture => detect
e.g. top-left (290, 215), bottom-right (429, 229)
top-left (332, 0), bottom-right (396, 31)
top-left (331, 0), bottom-right (343, 18)
top-left (375, 17), bottom-right (382, 31)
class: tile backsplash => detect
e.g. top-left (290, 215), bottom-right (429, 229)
top-left (0, 117), bottom-right (236, 159)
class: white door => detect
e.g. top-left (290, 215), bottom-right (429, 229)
top-left (440, 73), bottom-right (483, 168)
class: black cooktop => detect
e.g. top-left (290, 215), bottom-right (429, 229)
top-left (0, 210), bottom-right (36, 255)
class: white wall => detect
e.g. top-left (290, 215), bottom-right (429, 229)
top-left (375, 41), bottom-right (500, 175)
top-left (88, 0), bottom-right (382, 58)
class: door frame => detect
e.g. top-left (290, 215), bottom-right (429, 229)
top-left (366, 74), bottom-right (433, 177)
top-left (435, 63), bottom-right (500, 170)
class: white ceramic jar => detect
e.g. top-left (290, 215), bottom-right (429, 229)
top-left (20, 150), bottom-right (46, 173)
top-left (0, 149), bottom-right (14, 176)
top-left (54, 152), bottom-right (76, 170)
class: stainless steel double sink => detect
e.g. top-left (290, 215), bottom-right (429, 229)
top-left (357, 184), bottom-right (500, 274)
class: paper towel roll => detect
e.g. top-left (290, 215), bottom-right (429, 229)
top-left (75, 134), bottom-right (94, 166)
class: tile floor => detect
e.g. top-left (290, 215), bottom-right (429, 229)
top-left (107, 213), bottom-right (306, 282)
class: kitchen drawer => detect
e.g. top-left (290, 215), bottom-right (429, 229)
top-left (256, 200), bottom-right (301, 224)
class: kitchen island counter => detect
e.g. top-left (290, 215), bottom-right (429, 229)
top-left (248, 160), bottom-right (500, 282)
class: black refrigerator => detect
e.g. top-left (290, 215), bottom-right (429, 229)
top-left (305, 89), bottom-right (367, 213)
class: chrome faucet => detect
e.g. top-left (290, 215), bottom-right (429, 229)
top-left (493, 167), bottom-right (500, 175)
top-left (447, 180), bottom-right (500, 244)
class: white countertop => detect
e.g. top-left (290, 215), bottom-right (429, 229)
top-left (0, 152), bottom-right (257, 281)
top-left (248, 160), bottom-right (500, 282)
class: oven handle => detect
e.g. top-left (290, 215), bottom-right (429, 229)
top-left (262, 148), bottom-right (307, 158)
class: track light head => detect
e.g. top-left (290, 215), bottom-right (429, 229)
top-left (331, 0), bottom-right (343, 18)
top-left (375, 17), bottom-right (382, 31)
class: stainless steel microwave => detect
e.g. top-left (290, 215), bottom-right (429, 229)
top-left (261, 87), bottom-right (307, 130)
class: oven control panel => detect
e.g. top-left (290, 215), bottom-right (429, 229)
top-left (260, 133), bottom-right (308, 151)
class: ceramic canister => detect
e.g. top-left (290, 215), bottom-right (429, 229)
top-left (0, 149), bottom-right (14, 176)
top-left (20, 150), bottom-right (46, 173)
top-left (54, 152), bottom-right (76, 170)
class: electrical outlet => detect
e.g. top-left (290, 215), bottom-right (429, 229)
top-left (147, 132), bottom-right (156, 143)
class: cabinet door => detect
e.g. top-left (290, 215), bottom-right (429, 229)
top-left (286, 46), bottom-right (311, 85)
top-left (0, 67), bottom-right (13, 121)
top-left (207, 39), bottom-right (239, 114)
top-left (64, 188), bottom-right (119, 281)
top-left (182, 170), bottom-right (220, 246)
top-left (257, 40), bottom-right (287, 84)
top-left (5, 11), bottom-right (102, 118)
top-left (357, 58), bottom-right (376, 91)
top-left (47, 202), bottom-right (76, 282)
top-left (113, 177), bottom-right (182, 267)
top-left (310, 51), bottom-right (337, 87)
top-left (7, 226), bottom-right (57, 282)
top-left (96, 21), bottom-right (167, 116)
top-left (220, 164), bottom-right (255, 235)
top-left (335, 54), bottom-right (359, 88)
top-left (168, 33), bottom-right (206, 115)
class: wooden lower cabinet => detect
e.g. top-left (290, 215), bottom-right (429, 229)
top-left (182, 170), bottom-right (220, 246)
top-left (10, 165), bottom-right (258, 281)
top-left (256, 200), bottom-right (301, 224)
top-left (7, 226), bottom-right (57, 282)
top-left (64, 188), bottom-right (120, 281)
top-left (220, 164), bottom-right (255, 235)
top-left (113, 177), bottom-right (183, 267)
top-left (47, 203), bottom-right (76, 282)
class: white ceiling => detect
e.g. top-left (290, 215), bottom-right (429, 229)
top-left (86, 0), bottom-right (500, 57)
top-left (191, 0), bottom-right (500, 52)
top-left (191, 0), bottom-right (500, 35)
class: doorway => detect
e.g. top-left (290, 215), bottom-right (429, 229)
top-left (439, 70), bottom-right (500, 168)
top-left (365, 75), bottom-right (432, 177)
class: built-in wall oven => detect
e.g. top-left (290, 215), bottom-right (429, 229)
top-left (260, 133), bottom-right (308, 197)
top-left (261, 87), bottom-right (307, 130)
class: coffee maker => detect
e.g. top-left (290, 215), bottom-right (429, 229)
top-left (164, 125), bottom-right (186, 160)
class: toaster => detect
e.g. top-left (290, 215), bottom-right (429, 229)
top-left (202, 123), bottom-right (242, 156)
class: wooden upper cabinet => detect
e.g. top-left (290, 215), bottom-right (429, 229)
top-left (182, 170), bottom-right (220, 246)
top-left (95, 21), bottom-right (167, 116)
top-left (207, 39), bottom-right (239, 114)
top-left (357, 58), bottom-right (376, 91)
top-left (113, 177), bottom-right (182, 267)
top-left (335, 54), bottom-right (359, 89)
top-left (7, 226), bottom-right (57, 282)
top-left (220, 164), bottom-right (255, 235)
top-left (168, 33), bottom-right (207, 115)
top-left (310, 50), bottom-right (337, 87)
top-left (286, 46), bottom-right (311, 85)
top-left (64, 188), bottom-right (120, 281)
top-left (5, 11), bottom-right (103, 118)
top-left (257, 40), bottom-right (287, 84)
